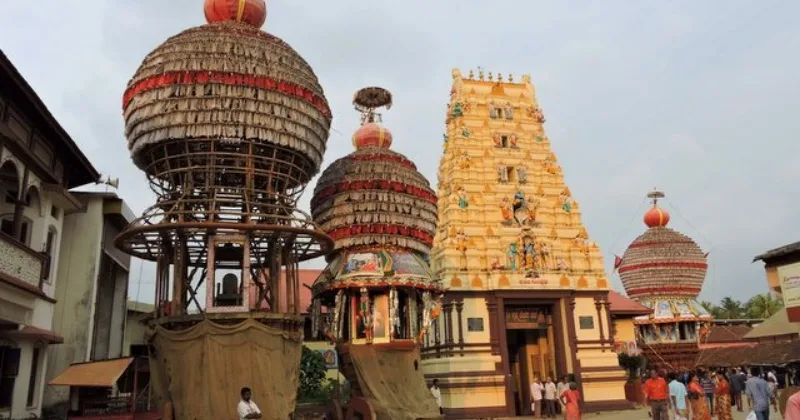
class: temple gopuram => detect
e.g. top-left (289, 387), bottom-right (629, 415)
top-left (310, 87), bottom-right (443, 420)
top-left (618, 190), bottom-right (712, 370)
top-left (424, 69), bottom-right (628, 417)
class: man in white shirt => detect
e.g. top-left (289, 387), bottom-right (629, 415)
top-left (556, 376), bottom-right (569, 415)
top-left (530, 377), bottom-right (544, 418)
top-left (430, 379), bottom-right (443, 414)
top-left (543, 376), bottom-right (557, 418)
top-left (237, 387), bottom-right (262, 420)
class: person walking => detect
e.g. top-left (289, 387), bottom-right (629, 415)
top-left (746, 367), bottom-right (772, 420)
top-left (530, 376), bottom-right (544, 418)
top-left (785, 390), bottom-right (800, 420)
top-left (560, 382), bottom-right (581, 420)
top-left (688, 372), bottom-right (712, 420)
top-left (701, 371), bottom-right (716, 413)
top-left (668, 372), bottom-right (689, 420)
top-left (643, 369), bottom-right (670, 420)
top-left (556, 376), bottom-right (569, 415)
top-left (732, 367), bottom-right (746, 412)
top-left (430, 379), bottom-right (443, 415)
top-left (715, 369), bottom-right (733, 420)
top-left (543, 376), bottom-right (557, 418)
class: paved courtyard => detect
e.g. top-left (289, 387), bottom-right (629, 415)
top-left (495, 406), bottom-right (784, 420)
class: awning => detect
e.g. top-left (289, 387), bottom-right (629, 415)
top-left (8, 325), bottom-right (64, 344)
top-left (49, 357), bottom-right (134, 387)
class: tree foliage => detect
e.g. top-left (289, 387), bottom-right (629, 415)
top-left (298, 345), bottom-right (327, 399)
top-left (701, 293), bottom-right (783, 320)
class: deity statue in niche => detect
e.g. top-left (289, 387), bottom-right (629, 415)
top-left (512, 191), bottom-right (528, 225)
top-left (452, 102), bottom-right (464, 118)
top-left (522, 236), bottom-right (537, 270)
top-left (457, 151), bottom-right (472, 169)
top-left (504, 102), bottom-right (514, 120)
top-left (507, 242), bottom-right (519, 270)
top-left (526, 198), bottom-right (540, 226)
top-left (492, 133), bottom-right (502, 148)
top-left (535, 134), bottom-right (544, 143)
top-left (559, 190), bottom-right (572, 213)
top-left (490, 257), bottom-right (504, 270)
top-left (500, 197), bottom-right (514, 225)
top-left (442, 133), bottom-right (448, 143)
top-left (457, 187), bottom-right (469, 209)
top-left (461, 125), bottom-right (471, 138)
top-left (517, 166), bottom-right (528, 183)
top-left (455, 229), bottom-right (469, 253)
top-left (497, 164), bottom-right (509, 183)
top-left (450, 87), bottom-right (457, 100)
top-left (556, 256), bottom-right (568, 271)
top-left (543, 155), bottom-right (560, 175)
top-left (358, 288), bottom-right (373, 343)
top-left (510, 134), bottom-right (518, 148)
top-left (489, 101), bottom-right (499, 119)
top-left (528, 106), bottom-right (546, 123)
top-left (536, 239), bottom-right (553, 269)
top-left (659, 324), bottom-right (677, 342)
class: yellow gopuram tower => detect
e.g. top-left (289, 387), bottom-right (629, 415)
top-left (421, 69), bottom-right (628, 417)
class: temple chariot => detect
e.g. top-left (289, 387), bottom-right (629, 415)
top-left (309, 87), bottom-right (444, 420)
top-left (114, 0), bottom-right (333, 418)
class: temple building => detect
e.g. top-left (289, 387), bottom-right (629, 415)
top-left (618, 190), bottom-right (712, 370)
top-left (424, 69), bottom-right (627, 418)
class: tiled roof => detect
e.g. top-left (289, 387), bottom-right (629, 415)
top-left (743, 308), bottom-right (800, 339)
top-left (753, 241), bottom-right (800, 262)
top-left (704, 324), bottom-right (752, 343)
top-left (696, 340), bottom-right (800, 367)
top-left (607, 290), bottom-right (652, 316)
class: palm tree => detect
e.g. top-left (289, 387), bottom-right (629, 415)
top-left (717, 297), bottom-right (746, 319)
top-left (745, 293), bottom-right (783, 319)
top-left (700, 300), bottom-right (722, 318)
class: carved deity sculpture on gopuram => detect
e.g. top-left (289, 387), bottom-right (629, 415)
top-left (114, 0), bottom-right (333, 418)
top-left (310, 87), bottom-right (444, 420)
top-left (425, 69), bottom-right (629, 417)
top-left (618, 190), bottom-right (712, 370)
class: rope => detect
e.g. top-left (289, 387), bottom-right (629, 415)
top-left (608, 195), bottom-right (649, 255)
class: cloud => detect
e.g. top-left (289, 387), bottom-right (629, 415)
top-left (1, 0), bottom-right (799, 306)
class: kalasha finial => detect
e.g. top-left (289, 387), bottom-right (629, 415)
top-left (204, 0), bottom-right (267, 28)
top-left (352, 87), bottom-right (393, 149)
top-left (644, 188), bottom-right (670, 228)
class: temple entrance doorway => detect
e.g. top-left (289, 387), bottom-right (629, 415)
top-left (505, 305), bottom-right (557, 416)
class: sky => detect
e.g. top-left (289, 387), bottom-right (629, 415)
top-left (2, 0), bottom-right (799, 306)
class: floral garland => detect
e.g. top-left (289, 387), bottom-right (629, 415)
top-left (618, 261), bottom-right (708, 273)
top-left (312, 180), bottom-right (437, 207)
top-left (327, 223), bottom-right (434, 246)
top-left (345, 152), bottom-right (417, 170)
top-left (123, 70), bottom-right (332, 119)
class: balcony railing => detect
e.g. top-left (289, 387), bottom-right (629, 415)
top-left (0, 232), bottom-right (47, 289)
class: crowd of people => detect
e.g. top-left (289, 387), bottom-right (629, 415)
top-left (527, 376), bottom-right (581, 419)
top-left (643, 367), bottom-right (787, 420)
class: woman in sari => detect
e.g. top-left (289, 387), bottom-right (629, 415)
top-left (688, 372), bottom-right (712, 420)
top-left (715, 370), bottom-right (733, 420)
top-left (560, 381), bottom-right (581, 420)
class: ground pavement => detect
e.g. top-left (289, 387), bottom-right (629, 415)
top-left (494, 406), bottom-right (784, 419)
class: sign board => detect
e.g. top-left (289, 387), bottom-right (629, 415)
top-left (579, 316), bottom-right (595, 330)
top-left (505, 307), bottom-right (550, 330)
top-left (778, 261), bottom-right (800, 322)
top-left (316, 348), bottom-right (338, 369)
top-left (467, 318), bottom-right (484, 332)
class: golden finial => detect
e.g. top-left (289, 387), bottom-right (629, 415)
top-left (478, 67), bottom-right (485, 81)
top-left (509, 74), bottom-right (514, 82)
top-left (498, 73), bottom-right (503, 82)
top-left (488, 72), bottom-right (494, 81)
top-left (468, 69), bottom-right (475, 79)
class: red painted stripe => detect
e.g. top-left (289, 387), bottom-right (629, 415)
top-left (327, 224), bottom-right (434, 246)
top-left (347, 153), bottom-right (417, 170)
top-left (122, 71), bottom-right (332, 120)
top-left (626, 286), bottom-right (701, 297)
top-left (627, 240), bottom-right (696, 248)
top-left (312, 180), bottom-right (437, 208)
top-left (618, 261), bottom-right (707, 273)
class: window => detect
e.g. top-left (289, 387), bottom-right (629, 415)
top-left (501, 136), bottom-right (509, 148)
top-left (26, 347), bottom-right (41, 407)
top-left (0, 218), bottom-right (29, 244)
top-left (0, 346), bottom-right (21, 409)
top-left (50, 205), bottom-right (59, 219)
top-left (43, 228), bottom-right (57, 282)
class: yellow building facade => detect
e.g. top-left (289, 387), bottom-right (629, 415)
top-left (421, 69), bottom-right (628, 418)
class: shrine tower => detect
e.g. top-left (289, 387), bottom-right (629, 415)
top-left (422, 69), bottom-right (628, 417)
